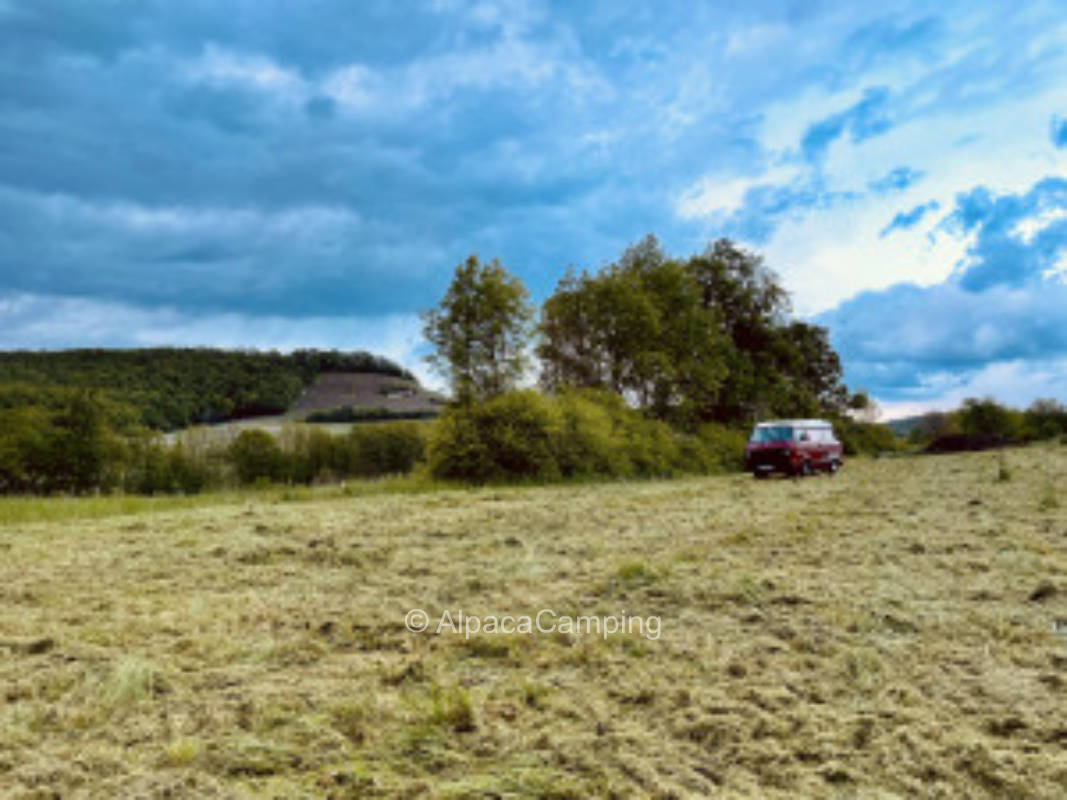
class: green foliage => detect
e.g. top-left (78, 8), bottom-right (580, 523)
top-left (277, 425), bottom-right (338, 485)
top-left (427, 391), bottom-right (562, 482)
top-left (694, 423), bottom-right (748, 472)
top-left (552, 390), bottom-right (634, 477)
top-left (426, 390), bottom-right (747, 483)
top-left (422, 255), bottom-right (534, 403)
top-left (0, 392), bottom-right (124, 494)
top-left (0, 348), bottom-right (411, 431)
top-left (344, 423), bottom-right (427, 478)
top-left (834, 418), bottom-right (902, 456)
top-left (538, 236), bottom-right (847, 426)
top-left (905, 411), bottom-right (961, 444)
top-left (0, 406), bottom-right (57, 493)
top-left (538, 237), bottom-right (729, 423)
top-left (958, 397), bottom-right (1023, 439)
top-left (227, 430), bottom-right (288, 484)
top-left (304, 405), bottom-right (438, 423)
top-left (1022, 398), bottom-right (1067, 441)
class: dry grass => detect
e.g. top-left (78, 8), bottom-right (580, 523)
top-left (1, 446), bottom-right (1066, 797)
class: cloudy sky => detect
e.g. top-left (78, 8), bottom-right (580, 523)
top-left (1, 0), bottom-right (1064, 417)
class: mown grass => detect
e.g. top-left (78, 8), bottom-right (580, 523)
top-left (1, 446), bottom-right (1065, 797)
top-left (0, 474), bottom-right (450, 527)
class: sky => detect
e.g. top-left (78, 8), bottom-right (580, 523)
top-left (0, 0), bottom-right (1065, 418)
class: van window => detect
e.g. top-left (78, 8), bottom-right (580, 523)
top-left (749, 425), bottom-right (793, 443)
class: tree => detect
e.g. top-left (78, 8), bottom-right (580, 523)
top-left (52, 391), bottom-right (121, 494)
top-left (422, 255), bottom-right (534, 403)
top-left (958, 397), bottom-right (1020, 438)
top-left (1023, 398), bottom-right (1067, 440)
top-left (227, 429), bottom-right (287, 484)
top-left (538, 236), bottom-right (728, 422)
top-left (538, 235), bottom-right (849, 426)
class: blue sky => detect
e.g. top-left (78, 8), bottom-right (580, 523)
top-left (1, 0), bottom-right (1065, 417)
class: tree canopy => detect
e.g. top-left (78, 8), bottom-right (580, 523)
top-left (422, 255), bottom-right (534, 404)
top-left (538, 236), bottom-right (848, 426)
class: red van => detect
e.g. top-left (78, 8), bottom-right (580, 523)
top-left (744, 419), bottom-right (843, 478)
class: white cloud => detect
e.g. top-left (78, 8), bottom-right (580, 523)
top-left (754, 83), bottom-right (1066, 315)
top-left (675, 163), bottom-right (801, 218)
top-left (183, 44), bottom-right (307, 99)
top-left (880, 357), bottom-right (1067, 418)
top-left (1014, 207), bottom-right (1067, 245)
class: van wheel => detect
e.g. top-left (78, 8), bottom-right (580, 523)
top-left (828, 459), bottom-right (840, 475)
top-left (800, 460), bottom-right (813, 477)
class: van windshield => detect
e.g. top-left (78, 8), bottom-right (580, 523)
top-left (749, 425), bottom-right (793, 443)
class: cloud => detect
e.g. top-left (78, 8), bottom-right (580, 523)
top-left (1052, 115), bottom-right (1067, 148)
top-left (0, 187), bottom-right (447, 316)
top-left (869, 166), bottom-right (924, 193)
top-left (946, 178), bottom-right (1067, 290)
top-left (1, 0), bottom-right (1066, 417)
top-left (818, 176), bottom-right (1067, 403)
top-left (879, 200), bottom-right (940, 237)
top-left (800, 86), bottom-right (893, 162)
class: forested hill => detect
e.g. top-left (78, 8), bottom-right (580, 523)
top-left (0, 348), bottom-right (413, 430)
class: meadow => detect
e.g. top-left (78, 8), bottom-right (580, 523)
top-left (1, 446), bottom-right (1065, 798)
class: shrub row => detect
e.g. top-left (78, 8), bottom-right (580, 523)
top-left (124, 422), bottom-right (427, 492)
top-left (426, 390), bottom-right (746, 483)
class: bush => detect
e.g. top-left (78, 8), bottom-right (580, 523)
top-left (345, 422), bottom-right (426, 477)
top-left (278, 425), bottom-right (339, 484)
top-left (553, 391), bottom-right (633, 477)
top-left (427, 392), bottom-right (561, 482)
top-left (835, 419), bottom-right (901, 456)
top-left (694, 423), bottom-right (747, 473)
top-left (622, 416), bottom-right (681, 477)
top-left (426, 390), bottom-right (748, 484)
top-left (227, 429), bottom-right (288, 484)
top-left (958, 397), bottom-right (1022, 439)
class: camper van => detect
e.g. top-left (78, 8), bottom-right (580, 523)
top-left (744, 419), bottom-right (843, 478)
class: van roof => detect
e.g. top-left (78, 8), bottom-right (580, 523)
top-left (754, 419), bottom-right (833, 428)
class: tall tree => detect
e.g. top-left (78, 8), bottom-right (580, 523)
top-left (422, 255), bottom-right (534, 403)
top-left (538, 236), bottom-right (728, 422)
top-left (538, 235), bottom-right (850, 425)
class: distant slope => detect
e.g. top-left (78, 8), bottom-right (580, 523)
top-left (289, 372), bottom-right (446, 420)
top-left (0, 348), bottom-right (415, 430)
top-left (886, 414), bottom-right (926, 438)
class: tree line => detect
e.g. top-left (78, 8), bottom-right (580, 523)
top-left (0, 397), bottom-right (427, 495)
top-left (420, 236), bottom-right (883, 481)
top-left (425, 236), bottom-right (858, 423)
top-left (0, 348), bottom-right (411, 431)
top-left (905, 397), bottom-right (1067, 450)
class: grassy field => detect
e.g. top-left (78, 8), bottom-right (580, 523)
top-left (1, 447), bottom-right (1065, 798)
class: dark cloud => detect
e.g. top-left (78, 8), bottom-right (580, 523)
top-left (1, 0), bottom-right (1065, 402)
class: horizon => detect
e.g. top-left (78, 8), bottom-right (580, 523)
top-left (1, 1), bottom-right (1065, 417)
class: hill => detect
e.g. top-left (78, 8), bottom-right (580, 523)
top-left (0, 446), bottom-right (1064, 796)
top-left (0, 348), bottom-right (423, 430)
top-left (291, 372), bottom-right (446, 422)
top-left (886, 414), bottom-right (927, 438)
